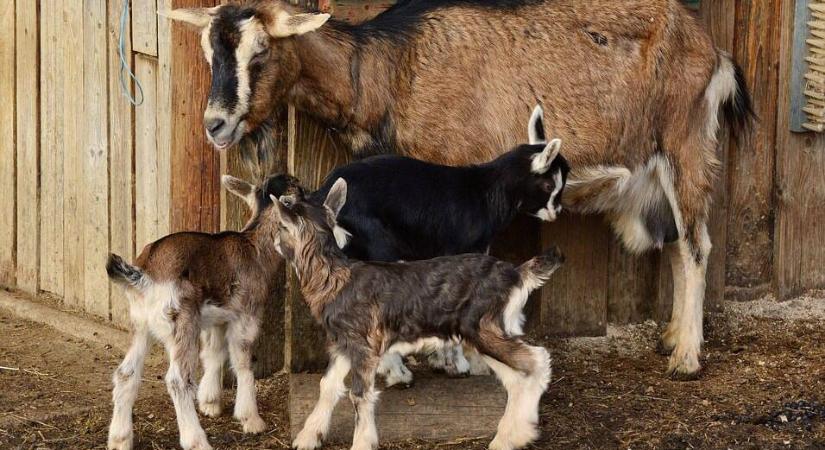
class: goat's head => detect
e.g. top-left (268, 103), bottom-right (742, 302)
top-left (266, 178), bottom-right (347, 261)
top-left (165, 2), bottom-right (330, 150)
top-left (498, 106), bottom-right (571, 222)
top-left (222, 173), bottom-right (305, 231)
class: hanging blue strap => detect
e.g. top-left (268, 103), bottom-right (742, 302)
top-left (119, 0), bottom-right (144, 106)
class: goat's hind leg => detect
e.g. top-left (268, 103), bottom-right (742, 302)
top-left (108, 325), bottom-right (150, 450)
top-left (164, 309), bottom-right (212, 450)
top-left (377, 351), bottom-right (413, 387)
top-left (476, 330), bottom-right (551, 450)
top-left (294, 351), bottom-right (352, 450)
top-left (227, 317), bottom-right (266, 433)
top-left (197, 325), bottom-right (227, 417)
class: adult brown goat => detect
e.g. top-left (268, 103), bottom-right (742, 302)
top-left (166, 0), bottom-right (753, 379)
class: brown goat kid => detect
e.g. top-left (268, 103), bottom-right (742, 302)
top-left (105, 175), bottom-right (290, 450)
top-left (271, 179), bottom-right (562, 450)
top-left (167, 0), bottom-right (754, 379)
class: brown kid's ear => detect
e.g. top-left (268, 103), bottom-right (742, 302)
top-left (265, 10), bottom-right (330, 38)
top-left (222, 175), bottom-right (256, 209)
top-left (160, 7), bottom-right (218, 30)
top-left (323, 178), bottom-right (348, 218)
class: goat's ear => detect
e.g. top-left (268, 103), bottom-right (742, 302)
top-left (528, 105), bottom-right (546, 145)
top-left (266, 10), bottom-right (330, 38)
top-left (160, 7), bottom-right (217, 30)
top-left (530, 139), bottom-right (562, 174)
top-left (324, 178), bottom-right (347, 218)
top-left (222, 175), bottom-right (256, 209)
top-left (269, 194), bottom-right (293, 225)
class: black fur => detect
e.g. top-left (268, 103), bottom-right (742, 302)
top-left (270, 144), bottom-right (569, 262)
top-left (722, 60), bottom-right (756, 140)
top-left (328, 0), bottom-right (542, 45)
top-left (644, 192), bottom-right (679, 248)
top-left (106, 254), bottom-right (144, 287)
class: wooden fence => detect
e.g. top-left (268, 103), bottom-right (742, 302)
top-left (1, 0), bottom-right (824, 373)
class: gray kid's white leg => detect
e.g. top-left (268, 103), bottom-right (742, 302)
top-left (377, 351), bottom-right (413, 387)
top-left (293, 353), bottom-right (352, 450)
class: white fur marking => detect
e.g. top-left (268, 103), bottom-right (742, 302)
top-left (293, 354), bottom-right (351, 449)
top-left (530, 139), bottom-right (561, 174)
top-left (704, 54), bottom-right (738, 142)
top-left (533, 170), bottom-right (564, 222)
top-left (527, 105), bottom-right (545, 145)
top-left (332, 225), bottom-right (352, 248)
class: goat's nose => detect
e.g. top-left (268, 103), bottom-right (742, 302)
top-left (205, 117), bottom-right (226, 135)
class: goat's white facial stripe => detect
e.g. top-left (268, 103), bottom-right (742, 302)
top-left (234, 18), bottom-right (263, 119)
top-left (200, 22), bottom-right (214, 67)
top-left (534, 171), bottom-right (563, 222)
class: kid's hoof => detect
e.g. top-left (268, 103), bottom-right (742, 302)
top-left (666, 348), bottom-right (702, 381)
top-left (292, 430), bottom-right (323, 450)
top-left (242, 415), bottom-right (267, 434)
top-left (198, 400), bottom-right (222, 418)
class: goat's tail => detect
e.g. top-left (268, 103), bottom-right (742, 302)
top-left (518, 245), bottom-right (565, 290)
top-left (712, 52), bottom-right (755, 141)
top-left (503, 246), bottom-right (564, 336)
top-left (106, 254), bottom-right (146, 289)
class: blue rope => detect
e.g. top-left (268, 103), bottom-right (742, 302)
top-left (119, 0), bottom-right (144, 106)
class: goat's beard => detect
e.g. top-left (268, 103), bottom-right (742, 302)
top-left (237, 117), bottom-right (286, 182)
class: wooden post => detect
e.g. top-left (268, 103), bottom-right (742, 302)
top-left (169, 0), bottom-right (221, 234)
top-left (0, 0), bottom-right (16, 288)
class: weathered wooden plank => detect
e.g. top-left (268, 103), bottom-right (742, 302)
top-left (540, 215), bottom-right (609, 337)
top-left (132, 0), bottom-right (158, 56)
top-left (62, 0), bottom-right (86, 308)
top-left (109, 0), bottom-right (136, 326)
top-left (329, 0), bottom-right (395, 23)
top-left (83, 0), bottom-right (111, 319)
top-left (789, 0), bottom-right (811, 133)
top-left (724, 0), bottom-right (781, 295)
top-left (39, 3), bottom-right (65, 296)
top-left (135, 54), bottom-right (161, 250)
top-left (156, 0), bottom-right (172, 239)
top-left (169, 0), bottom-right (221, 234)
top-left (15, 0), bottom-right (38, 295)
top-left (775, 0), bottom-right (825, 297)
top-left (607, 243), bottom-right (656, 324)
top-left (290, 372), bottom-right (505, 443)
top-left (0, 0), bottom-right (16, 287)
top-left (286, 111), bottom-right (350, 372)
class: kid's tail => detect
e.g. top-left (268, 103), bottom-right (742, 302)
top-left (106, 254), bottom-right (146, 288)
top-left (518, 245), bottom-right (565, 291)
top-left (503, 246), bottom-right (564, 335)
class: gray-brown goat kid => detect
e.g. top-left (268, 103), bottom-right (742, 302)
top-left (273, 179), bottom-right (563, 450)
top-left (105, 175), bottom-right (294, 450)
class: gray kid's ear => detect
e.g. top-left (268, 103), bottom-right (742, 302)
top-left (160, 7), bottom-right (218, 30)
top-left (269, 194), bottom-right (293, 225)
top-left (530, 139), bottom-right (562, 174)
top-left (222, 175), bottom-right (256, 209)
top-left (266, 10), bottom-right (330, 38)
top-left (324, 178), bottom-right (347, 218)
top-left (528, 105), bottom-right (546, 145)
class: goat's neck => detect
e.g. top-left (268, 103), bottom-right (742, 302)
top-left (293, 235), bottom-right (351, 320)
top-left (480, 170), bottom-right (522, 234)
top-left (288, 25), bottom-right (396, 142)
top-left (247, 222), bottom-right (284, 279)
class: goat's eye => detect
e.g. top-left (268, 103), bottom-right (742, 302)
top-left (541, 181), bottom-right (554, 193)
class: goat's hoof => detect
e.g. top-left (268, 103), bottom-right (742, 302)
top-left (666, 348), bottom-right (702, 381)
top-left (657, 329), bottom-right (678, 356)
top-left (292, 430), bottom-right (323, 450)
top-left (488, 436), bottom-right (515, 450)
top-left (198, 400), bottom-right (222, 418)
top-left (182, 436), bottom-right (213, 450)
top-left (107, 434), bottom-right (133, 450)
top-left (241, 415), bottom-right (267, 434)
top-left (384, 370), bottom-right (414, 389)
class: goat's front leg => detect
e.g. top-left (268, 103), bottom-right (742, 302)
top-left (164, 311), bottom-right (211, 450)
top-left (293, 352), bottom-right (352, 450)
top-left (108, 325), bottom-right (150, 450)
top-left (349, 359), bottom-right (380, 450)
top-left (197, 326), bottom-right (227, 417)
top-left (227, 317), bottom-right (266, 433)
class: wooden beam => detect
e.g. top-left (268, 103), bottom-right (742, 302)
top-left (82, 0), bottom-right (111, 319)
top-left (169, 0), bottom-right (221, 234)
top-left (15, 0), bottom-right (38, 295)
top-left (724, 0), bottom-right (782, 295)
top-left (109, 0), bottom-right (136, 326)
top-left (132, 0), bottom-right (159, 56)
top-left (0, 0), bottom-right (16, 287)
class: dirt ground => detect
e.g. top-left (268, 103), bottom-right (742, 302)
top-left (1, 292), bottom-right (824, 450)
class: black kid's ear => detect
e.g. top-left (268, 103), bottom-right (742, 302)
top-left (528, 105), bottom-right (546, 145)
top-left (324, 178), bottom-right (348, 218)
top-left (531, 139), bottom-right (562, 174)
